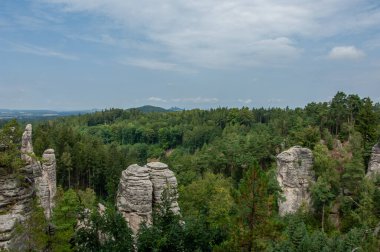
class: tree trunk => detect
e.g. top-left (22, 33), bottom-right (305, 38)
top-left (322, 203), bottom-right (325, 233)
top-left (68, 169), bottom-right (71, 189)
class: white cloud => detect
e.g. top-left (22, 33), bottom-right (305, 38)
top-left (328, 46), bottom-right (365, 60)
top-left (122, 58), bottom-right (177, 71)
top-left (147, 97), bottom-right (167, 103)
top-left (11, 43), bottom-right (78, 60)
top-left (238, 98), bottom-right (252, 104)
top-left (42, 0), bottom-right (380, 68)
top-left (172, 97), bottom-right (219, 104)
top-left (120, 58), bottom-right (194, 73)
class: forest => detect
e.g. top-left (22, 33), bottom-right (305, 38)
top-left (1, 91), bottom-right (380, 251)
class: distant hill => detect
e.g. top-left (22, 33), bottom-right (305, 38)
top-left (0, 109), bottom-right (94, 120)
top-left (134, 105), bottom-right (184, 113)
top-left (0, 106), bottom-right (183, 121)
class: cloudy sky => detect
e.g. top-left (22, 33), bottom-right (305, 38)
top-left (1, 0), bottom-right (380, 110)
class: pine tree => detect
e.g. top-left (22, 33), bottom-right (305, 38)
top-left (229, 163), bottom-right (277, 251)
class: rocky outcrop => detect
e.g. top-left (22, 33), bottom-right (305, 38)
top-left (117, 164), bottom-right (153, 234)
top-left (116, 162), bottom-right (180, 234)
top-left (0, 163), bottom-right (36, 249)
top-left (21, 124), bottom-right (34, 163)
top-left (276, 146), bottom-right (315, 216)
top-left (0, 124), bottom-right (57, 249)
top-left (366, 143), bottom-right (380, 178)
top-left (147, 162), bottom-right (180, 214)
top-left (35, 149), bottom-right (57, 219)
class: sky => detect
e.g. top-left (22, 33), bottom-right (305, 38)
top-left (1, 0), bottom-right (380, 110)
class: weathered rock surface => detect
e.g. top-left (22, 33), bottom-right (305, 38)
top-left (366, 143), bottom-right (380, 178)
top-left (276, 146), bottom-right (315, 216)
top-left (0, 124), bottom-right (57, 249)
top-left (36, 149), bottom-right (57, 219)
top-left (0, 164), bottom-right (36, 249)
top-left (116, 162), bottom-right (180, 234)
top-left (147, 162), bottom-right (180, 214)
top-left (116, 164), bottom-right (153, 234)
top-left (21, 124), bottom-right (34, 163)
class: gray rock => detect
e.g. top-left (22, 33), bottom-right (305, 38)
top-left (116, 162), bottom-right (180, 234)
top-left (116, 164), bottom-right (153, 234)
top-left (366, 143), bottom-right (380, 178)
top-left (21, 124), bottom-right (34, 163)
top-left (0, 124), bottom-right (57, 249)
top-left (146, 162), bottom-right (180, 214)
top-left (276, 146), bottom-right (315, 216)
top-left (35, 150), bottom-right (57, 219)
top-left (0, 164), bottom-right (36, 249)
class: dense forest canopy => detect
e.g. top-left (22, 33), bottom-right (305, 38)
top-left (1, 91), bottom-right (380, 251)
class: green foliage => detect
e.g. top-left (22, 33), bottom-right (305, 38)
top-left (51, 187), bottom-right (81, 252)
top-left (12, 198), bottom-right (49, 251)
top-left (24, 91), bottom-right (380, 250)
top-left (77, 188), bottom-right (97, 209)
top-left (0, 119), bottom-right (24, 173)
top-left (226, 163), bottom-right (279, 251)
top-left (137, 188), bottom-right (184, 252)
top-left (179, 173), bottom-right (233, 249)
top-left (72, 205), bottom-right (134, 252)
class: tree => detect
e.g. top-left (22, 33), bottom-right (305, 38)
top-left (311, 176), bottom-right (335, 232)
top-left (61, 151), bottom-right (73, 189)
top-left (137, 188), bottom-right (185, 252)
top-left (228, 163), bottom-right (277, 251)
top-left (329, 91), bottom-right (348, 135)
top-left (0, 119), bottom-right (24, 173)
top-left (73, 205), bottom-right (134, 252)
top-left (179, 173), bottom-right (233, 250)
top-left (51, 188), bottom-right (81, 251)
top-left (356, 97), bottom-right (377, 165)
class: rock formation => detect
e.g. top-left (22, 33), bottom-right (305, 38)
top-left (0, 124), bottom-right (57, 249)
top-left (34, 149), bottom-right (57, 219)
top-left (117, 164), bottom-right (153, 234)
top-left (0, 163), bottom-right (37, 249)
top-left (276, 146), bottom-right (315, 216)
top-left (37, 149), bottom-right (57, 219)
top-left (366, 143), bottom-right (380, 178)
top-left (20, 124), bottom-right (57, 220)
top-left (21, 124), bottom-right (34, 164)
top-left (147, 162), bottom-right (180, 214)
top-left (116, 162), bottom-right (180, 234)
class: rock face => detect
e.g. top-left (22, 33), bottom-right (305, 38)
top-left (21, 124), bottom-right (34, 164)
top-left (35, 149), bottom-right (57, 219)
top-left (117, 164), bottom-right (153, 234)
top-left (147, 162), bottom-right (180, 214)
top-left (366, 143), bottom-right (380, 178)
top-left (116, 162), bottom-right (180, 234)
top-left (0, 164), bottom-right (36, 249)
top-left (276, 146), bottom-right (315, 216)
top-left (0, 124), bottom-right (57, 249)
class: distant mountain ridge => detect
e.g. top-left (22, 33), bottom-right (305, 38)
top-left (0, 106), bottom-right (183, 120)
top-left (134, 105), bottom-right (184, 113)
top-left (0, 109), bottom-right (95, 120)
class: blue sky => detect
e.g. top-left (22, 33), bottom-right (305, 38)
top-left (1, 0), bottom-right (380, 110)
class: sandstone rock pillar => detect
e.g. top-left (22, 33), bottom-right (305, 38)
top-left (276, 146), bottom-right (315, 216)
